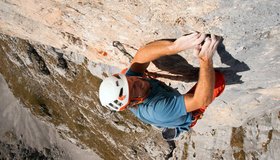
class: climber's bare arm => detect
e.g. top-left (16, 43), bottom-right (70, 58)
top-left (184, 34), bottom-right (221, 112)
top-left (129, 33), bottom-right (206, 74)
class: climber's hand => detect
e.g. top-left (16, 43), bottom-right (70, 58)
top-left (172, 32), bottom-right (206, 52)
top-left (193, 34), bottom-right (221, 61)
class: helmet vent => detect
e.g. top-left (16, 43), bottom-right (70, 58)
top-left (116, 81), bottom-right (119, 86)
top-left (114, 100), bottom-right (122, 106)
top-left (119, 88), bottom-right (123, 97)
top-left (109, 103), bottom-right (118, 110)
top-left (114, 74), bottom-right (121, 79)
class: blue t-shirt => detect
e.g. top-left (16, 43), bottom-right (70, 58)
top-left (126, 69), bottom-right (193, 133)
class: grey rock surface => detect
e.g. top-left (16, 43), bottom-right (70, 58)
top-left (0, 0), bottom-right (279, 159)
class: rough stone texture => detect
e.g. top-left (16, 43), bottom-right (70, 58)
top-left (0, 0), bottom-right (280, 159)
top-left (0, 34), bottom-right (169, 159)
top-left (0, 71), bottom-right (101, 160)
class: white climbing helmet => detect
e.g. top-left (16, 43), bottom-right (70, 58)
top-left (99, 74), bottom-right (130, 111)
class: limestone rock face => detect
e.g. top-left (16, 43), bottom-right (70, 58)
top-left (0, 0), bottom-right (279, 159)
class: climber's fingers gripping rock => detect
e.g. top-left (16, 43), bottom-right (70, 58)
top-left (173, 32), bottom-right (206, 51)
top-left (194, 34), bottom-right (221, 61)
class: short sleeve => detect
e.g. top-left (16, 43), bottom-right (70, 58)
top-left (125, 68), bottom-right (144, 77)
top-left (150, 95), bottom-right (187, 121)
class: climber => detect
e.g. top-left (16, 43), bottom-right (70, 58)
top-left (99, 32), bottom-right (225, 140)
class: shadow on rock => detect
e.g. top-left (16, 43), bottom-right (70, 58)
top-left (150, 38), bottom-right (250, 85)
top-left (165, 140), bottom-right (176, 160)
top-left (216, 39), bottom-right (250, 85)
top-left (114, 38), bottom-right (250, 85)
top-left (148, 38), bottom-right (199, 82)
top-left (151, 55), bottom-right (199, 82)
